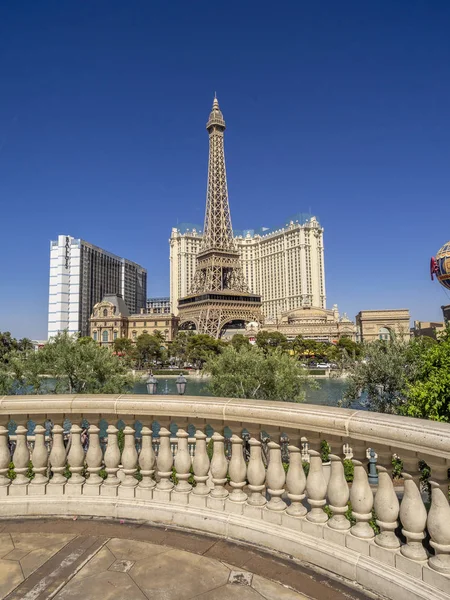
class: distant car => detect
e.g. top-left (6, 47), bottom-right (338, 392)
top-left (316, 363), bottom-right (330, 368)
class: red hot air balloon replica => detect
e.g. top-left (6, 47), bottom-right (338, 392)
top-left (431, 241), bottom-right (450, 291)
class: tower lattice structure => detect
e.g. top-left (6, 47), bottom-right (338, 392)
top-left (178, 97), bottom-right (262, 338)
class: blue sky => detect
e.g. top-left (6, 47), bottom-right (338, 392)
top-left (1, 1), bottom-right (450, 339)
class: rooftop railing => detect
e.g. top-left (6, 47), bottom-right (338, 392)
top-left (0, 395), bottom-right (449, 600)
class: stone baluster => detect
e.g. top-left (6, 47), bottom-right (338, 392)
top-left (399, 472), bottom-right (428, 561)
top-left (305, 449), bottom-right (328, 523)
top-left (0, 425), bottom-right (11, 494)
top-left (350, 459), bottom-right (374, 539)
top-left (119, 425), bottom-right (138, 494)
top-left (327, 454), bottom-right (350, 530)
top-left (210, 432), bottom-right (228, 499)
top-left (102, 425), bottom-right (121, 495)
top-left (192, 430), bottom-right (210, 496)
top-left (427, 480), bottom-right (450, 574)
top-left (286, 445), bottom-right (307, 517)
top-left (427, 457), bottom-right (450, 495)
top-left (174, 429), bottom-right (192, 494)
top-left (246, 437), bottom-right (266, 507)
top-left (48, 424), bottom-right (67, 494)
top-left (266, 441), bottom-right (286, 511)
top-left (137, 426), bottom-right (156, 496)
top-left (374, 466), bottom-right (400, 549)
top-left (29, 425), bottom-right (48, 493)
top-left (67, 424), bottom-right (86, 490)
top-left (84, 425), bottom-right (103, 495)
top-left (400, 450), bottom-right (420, 487)
top-left (228, 434), bottom-right (247, 503)
top-left (11, 425), bottom-right (30, 490)
top-left (156, 427), bottom-right (174, 491)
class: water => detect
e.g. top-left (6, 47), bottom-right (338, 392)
top-left (133, 376), bottom-right (357, 408)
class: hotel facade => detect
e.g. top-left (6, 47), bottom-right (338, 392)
top-left (170, 214), bottom-right (326, 320)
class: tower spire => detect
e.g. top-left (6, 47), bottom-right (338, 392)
top-left (177, 97), bottom-right (262, 338)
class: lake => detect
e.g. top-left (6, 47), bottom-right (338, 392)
top-left (133, 376), bottom-right (361, 409)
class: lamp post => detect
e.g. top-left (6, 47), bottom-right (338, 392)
top-left (176, 374), bottom-right (187, 395)
top-left (146, 373), bottom-right (158, 395)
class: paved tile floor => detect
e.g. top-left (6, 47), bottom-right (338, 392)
top-left (0, 519), bottom-right (372, 600)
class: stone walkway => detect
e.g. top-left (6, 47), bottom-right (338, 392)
top-left (0, 519), bottom-right (372, 600)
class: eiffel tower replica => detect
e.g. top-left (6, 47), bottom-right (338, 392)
top-left (178, 96), bottom-right (262, 338)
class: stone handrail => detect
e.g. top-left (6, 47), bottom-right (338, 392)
top-left (0, 395), bottom-right (449, 600)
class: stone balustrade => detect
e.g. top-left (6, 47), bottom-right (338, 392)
top-left (0, 395), bottom-right (449, 600)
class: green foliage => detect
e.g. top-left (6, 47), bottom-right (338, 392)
top-left (185, 334), bottom-right (225, 368)
top-left (152, 369), bottom-right (189, 376)
top-left (320, 440), bottom-right (331, 462)
top-left (1, 331), bottom-right (135, 395)
top-left (207, 438), bottom-right (214, 461)
top-left (7, 462), bottom-right (16, 480)
top-left (343, 459), bottom-right (354, 482)
top-left (113, 337), bottom-right (134, 356)
top-left (402, 328), bottom-right (450, 422)
top-left (230, 334), bottom-right (251, 351)
top-left (302, 461), bottom-right (310, 477)
top-left (170, 331), bottom-right (194, 366)
top-left (391, 455), bottom-right (403, 480)
top-left (255, 331), bottom-right (289, 353)
top-left (118, 428), bottom-right (125, 454)
top-left (419, 460), bottom-right (431, 502)
top-left (135, 333), bottom-right (163, 368)
top-left (204, 346), bottom-right (308, 402)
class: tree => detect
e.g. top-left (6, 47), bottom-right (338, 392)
top-left (204, 346), bottom-right (308, 402)
top-left (113, 337), bottom-right (133, 355)
top-left (0, 331), bottom-right (18, 364)
top-left (230, 334), bottom-right (251, 351)
top-left (343, 337), bottom-right (423, 413)
top-left (255, 331), bottom-right (289, 353)
top-left (135, 333), bottom-right (162, 368)
top-left (170, 331), bottom-right (194, 366)
top-left (402, 328), bottom-right (450, 422)
top-left (186, 334), bottom-right (224, 368)
top-left (153, 330), bottom-right (165, 344)
top-left (4, 331), bottom-right (134, 394)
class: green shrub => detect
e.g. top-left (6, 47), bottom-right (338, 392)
top-left (320, 440), bottom-right (330, 462)
top-left (391, 455), bottom-right (403, 480)
top-left (343, 459), bottom-right (354, 482)
top-left (302, 461), bottom-right (310, 477)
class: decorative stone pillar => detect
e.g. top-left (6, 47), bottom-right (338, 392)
top-left (286, 445), bottom-right (307, 517)
top-left (246, 438), bottom-right (266, 507)
top-left (156, 427), bottom-right (174, 491)
top-left (102, 425), bottom-right (121, 496)
top-left (67, 424), bottom-right (86, 491)
top-left (11, 425), bottom-right (30, 493)
top-left (192, 430), bottom-right (210, 496)
top-left (84, 424), bottom-right (103, 495)
top-left (305, 449), bottom-right (328, 523)
top-left (327, 454), bottom-right (350, 530)
top-left (374, 466), bottom-right (400, 549)
top-left (427, 481), bottom-right (450, 574)
top-left (427, 458), bottom-right (450, 495)
top-left (137, 426), bottom-right (156, 497)
top-left (29, 425), bottom-right (48, 494)
top-left (350, 459), bottom-right (374, 539)
top-left (119, 426), bottom-right (138, 496)
top-left (173, 429), bottom-right (192, 496)
top-left (400, 450), bottom-right (420, 487)
top-left (228, 435), bottom-right (247, 503)
top-left (48, 424), bottom-right (67, 495)
top-left (0, 426), bottom-right (11, 494)
top-left (399, 472), bottom-right (428, 561)
top-left (266, 441), bottom-right (286, 511)
top-left (210, 432), bottom-right (228, 499)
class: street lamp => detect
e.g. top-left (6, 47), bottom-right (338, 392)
top-left (176, 373), bottom-right (187, 395)
top-left (146, 373), bottom-right (158, 395)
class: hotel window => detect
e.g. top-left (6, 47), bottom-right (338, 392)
top-left (113, 331), bottom-right (118, 340)
top-left (102, 331), bottom-right (109, 344)
top-left (132, 331), bottom-right (137, 340)
top-left (103, 309), bottom-right (108, 317)
top-left (93, 331), bottom-right (98, 342)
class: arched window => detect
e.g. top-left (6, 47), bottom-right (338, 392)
top-left (378, 327), bottom-right (391, 341)
top-left (113, 331), bottom-right (118, 340)
top-left (102, 330), bottom-right (109, 344)
top-left (93, 331), bottom-right (98, 342)
top-left (132, 331), bottom-right (137, 340)
top-left (103, 309), bottom-right (108, 317)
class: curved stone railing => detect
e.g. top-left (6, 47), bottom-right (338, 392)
top-left (0, 395), bottom-right (449, 600)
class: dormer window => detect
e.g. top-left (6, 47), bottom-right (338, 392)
top-left (103, 309), bottom-right (108, 317)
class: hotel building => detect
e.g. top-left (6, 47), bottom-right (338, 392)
top-left (170, 213), bottom-right (326, 319)
top-left (48, 235), bottom-right (147, 338)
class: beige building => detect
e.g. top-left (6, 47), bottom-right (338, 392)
top-left (89, 294), bottom-right (178, 347)
top-left (262, 304), bottom-right (356, 342)
top-left (356, 309), bottom-right (410, 343)
top-left (170, 214), bottom-right (326, 320)
top-left (412, 320), bottom-right (445, 339)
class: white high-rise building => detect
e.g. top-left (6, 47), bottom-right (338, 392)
top-left (48, 235), bottom-right (147, 339)
top-left (170, 214), bottom-right (325, 319)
